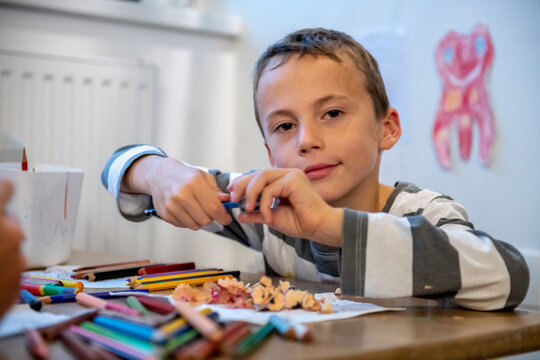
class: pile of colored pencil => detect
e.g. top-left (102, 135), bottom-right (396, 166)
top-left (23, 291), bottom-right (310, 359)
top-left (127, 268), bottom-right (241, 292)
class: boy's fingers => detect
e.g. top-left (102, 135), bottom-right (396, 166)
top-left (193, 191), bottom-right (232, 226)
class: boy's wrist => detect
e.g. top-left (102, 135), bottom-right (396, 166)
top-left (313, 207), bottom-right (344, 247)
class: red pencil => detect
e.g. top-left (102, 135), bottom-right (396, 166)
top-left (138, 262), bottom-right (196, 275)
top-left (21, 148), bottom-right (28, 171)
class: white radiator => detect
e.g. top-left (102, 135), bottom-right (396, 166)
top-left (0, 49), bottom-right (157, 259)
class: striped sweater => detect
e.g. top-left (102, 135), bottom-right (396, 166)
top-left (102, 145), bottom-right (529, 311)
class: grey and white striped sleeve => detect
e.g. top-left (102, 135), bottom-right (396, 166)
top-left (101, 144), bottom-right (167, 222)
top-left (340, 193), bottom-right (529, 311)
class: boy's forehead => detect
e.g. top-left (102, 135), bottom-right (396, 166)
top-left (257, 54), bottom-right (366, 101)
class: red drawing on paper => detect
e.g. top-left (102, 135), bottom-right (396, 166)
top-left (433, 24), bottom-right (495, 169)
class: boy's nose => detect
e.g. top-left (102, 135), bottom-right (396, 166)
top-left (298, 122), bottom-right (323, 155)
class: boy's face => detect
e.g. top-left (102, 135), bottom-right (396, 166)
top-left (256, 54), bottom-right (391, 206)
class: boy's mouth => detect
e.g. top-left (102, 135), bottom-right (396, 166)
top-left (304, 163), bottom-right (339, 180)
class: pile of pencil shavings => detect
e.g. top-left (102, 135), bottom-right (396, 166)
top-left (172, 276), bottom-right (332, 313)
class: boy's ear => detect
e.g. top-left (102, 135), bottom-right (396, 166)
top-left (265, 143), bottom-right (276, 167)
top-left (379, 107), bottom-right (401, 151)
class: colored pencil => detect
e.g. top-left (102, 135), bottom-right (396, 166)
top-left (132, 267), bottom-right (220, 281)
top-left (93, 316), bottom-right (166, 344)
top-left (21, 282), bottom-right (79, 296)
top-left (126, 296), bottom-right (152, 316)
top-left (19, 289), bottom-right (42, 311)
top-left (80, 321), bottom-right (158, 353)
top-left (165, 329), bottom-right (199, 353)
top-left (131, 269), bottom-right (223, 285)
top-left (159, 308), bottom-right (213, 338)
top-left (174, 337), bottom-right (218, 360)
top-left (138, 262), bottom-right (196, 275)
top-left (218, 321), bottom-right (252, 354)
top-left (269, 314), bottom-right (312, 342)
top-left (40, 309), bottom-right (99, 340)
top-left (234, 321), bottom-right (275, 357)
top-left (25, 327), bottom-right (48, 359)
top-left (133, 295), bottom-right (176, 315)
top-left (60, 328), bottom-right (96, 360)
top-left (21, 148), bottom-right (28, 171)
top-left (80, 267), bottom-right (151, 281)
top-left (39, 289), bottom-right (150, 304)
top-left (88, 343), bottom-right (122, 360)
top-left (24, 275), bottom-right (84, 290)
top-left (174, 301), bottom-right (223, 342)
top-left (76, 293), bottom-right (140, 317)
top-left (68, 325), bottom-right (156, 360)
top-left (73, 260), bottom-right (151, 273)
top-left (133, 271), bottom-right (240, 291)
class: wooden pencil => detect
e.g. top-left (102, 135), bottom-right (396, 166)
top-left (25, 327), bottom-right (48, 359)
top-left (72, 264), bottom-right (158, 279)
top-left (138, 262), bottom-right (196, 275)
top-left (133, 271), bottom-right (240, 291)
top-left (131, 269), bottom-right (223, 285)
top-left (73, 260), bottom-right (151, 273)
top-left (40, 309), bottom-right (99, 340)
top-left (81, 266), bottom-right (151, 281)
top-left (174, 301), bottom-right (223, 342)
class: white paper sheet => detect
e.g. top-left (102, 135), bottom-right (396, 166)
top-left (0, 304), bottom-right (69, 338)
top-left (24, 265), bottom-right (131, 289)
top-left (166, 293), bottom-right (402, 325)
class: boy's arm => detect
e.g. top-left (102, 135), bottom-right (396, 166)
top-left (341, 193), bottom-right (529, 311)
top-left (101, 145), bottom-right (232, 228)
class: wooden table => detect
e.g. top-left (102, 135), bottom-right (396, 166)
top-left (1, 250), bottom-right (539, 359)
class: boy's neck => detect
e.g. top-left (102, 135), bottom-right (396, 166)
top-left (330, 182), bottom-right (394, 213)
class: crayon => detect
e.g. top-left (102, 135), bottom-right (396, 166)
top-left (19, 289), bottom-right (42, 311)
top-left (133, 295), bottom-right (176, 315)
top-left (25, 327), bottom-right (48, 359)
top-left (73, 260), bottom-right (151, 273)
top-left (76, 293), bottom-right (140, 317)
top-left (174, 301), bottom-right (223, 342)
top-left (68, 325), bottom-right (156, 360)
top-left (235, 321), bottom-right (275, 357)
top-left (60, 328), bottom-right (96, 360)
top-left (126, 296), bottom-right (152, 316)
top-left (21, 282), bottom-right (79, 296)
top-left (40, 309), bottom-right (99, 340)
top-left (40, 289), bottom-right (150, 304)
top-left (138, 262), bottom-right (196, 275)
top-left (93, 315), bottom-right (166, 344)
top-left (80, 321), bottom-right (158, 353)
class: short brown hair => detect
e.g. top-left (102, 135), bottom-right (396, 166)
top-left (253, 28), bottom-right (389, 136)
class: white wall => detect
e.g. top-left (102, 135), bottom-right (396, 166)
top-left (208, 0), bottom-right (540, 306)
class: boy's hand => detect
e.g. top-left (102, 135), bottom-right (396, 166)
top-left (227, 169), bottom-right (343, 247)
top-left (0, 179), bottom-right (26, 319)
top-left (125, 156), bottom-right (232, 230)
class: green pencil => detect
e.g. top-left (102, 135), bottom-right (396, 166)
top-left (235, 321), bottom-right (275, 357)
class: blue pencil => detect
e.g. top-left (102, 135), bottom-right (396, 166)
top-left (93, 315), bottom-right (167, 344)
top-left (19, 289), bottom-right (42, 311)
top-left (40, 289), bottom-right (149, 304)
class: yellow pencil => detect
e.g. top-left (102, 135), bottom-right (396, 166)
top-left (159, 308), bottom-right (212, 338)
top-left (134, 270), bottom-right (223, 285)
top-left (135, 272), bottom-right (239, 292)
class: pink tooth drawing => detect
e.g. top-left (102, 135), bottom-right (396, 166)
top-left (433, 24), bottom-right (495, 169)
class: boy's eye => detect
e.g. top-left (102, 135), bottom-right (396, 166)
top-left (326, 109), bottom-right (343, 119)
top-left (274, 122), bottom-right (295, 132)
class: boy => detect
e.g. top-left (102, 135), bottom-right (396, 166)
top-left (102, 28), bottom-right (528, 311)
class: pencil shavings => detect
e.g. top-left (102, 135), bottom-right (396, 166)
top-left (171, 275), bottom-right (332, 313)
